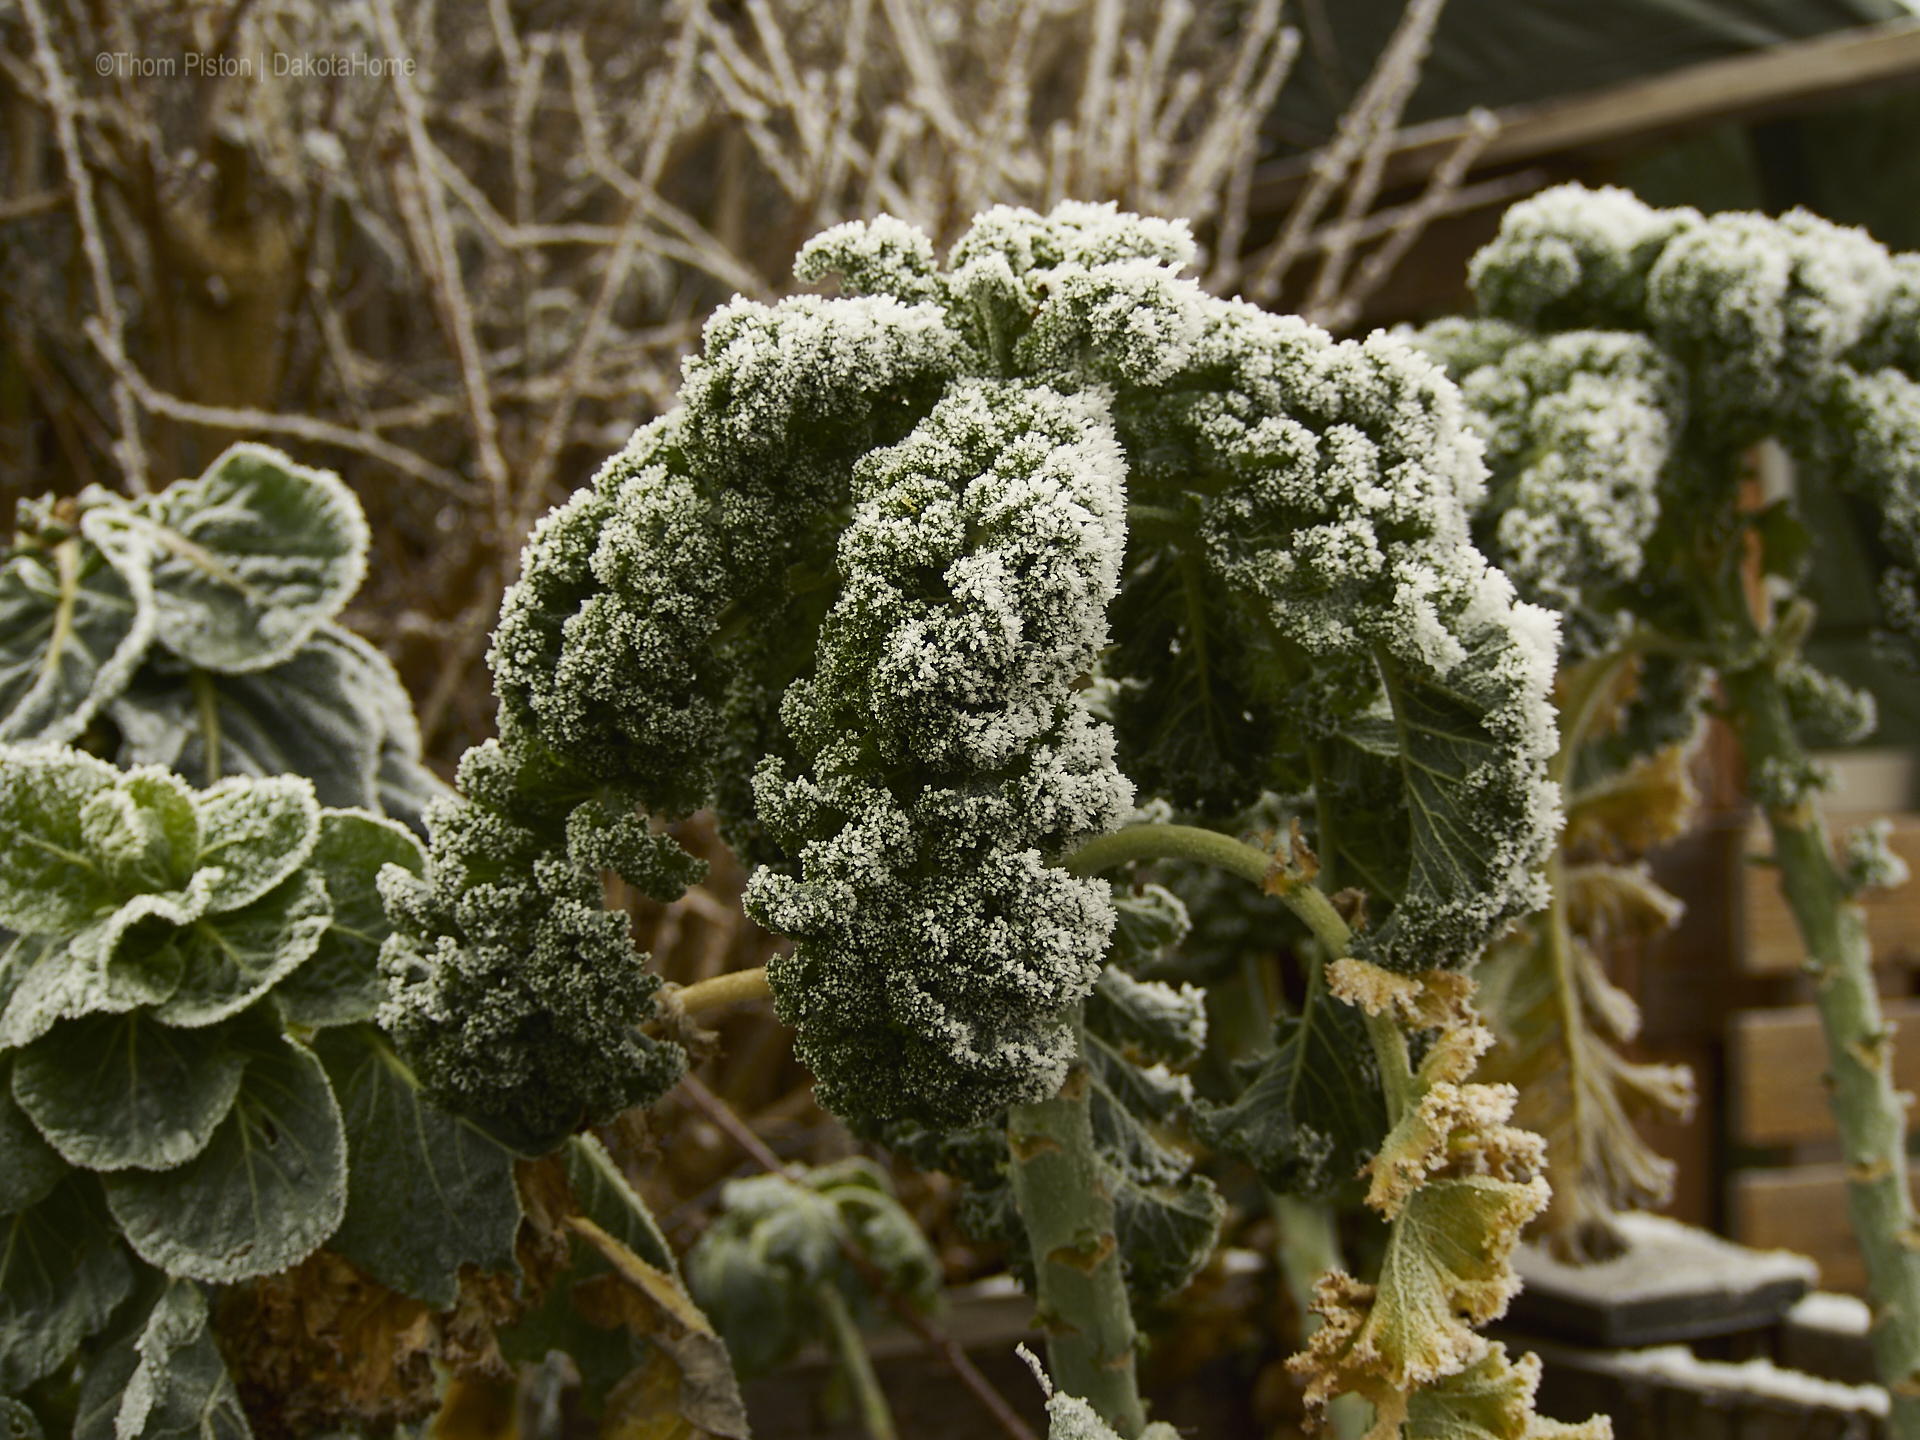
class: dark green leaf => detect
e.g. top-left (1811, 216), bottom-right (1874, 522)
top-left (0, 1175), bottom-right (132, 1392)
top-left (1754, 500), bottom-right (1814, 581)
top-left (1195, 976), bottom-right (1389, 1203)
top-left (0, 1060), bottom-right (68, 1212)
top-left (153, 870), bottom-right (331, 1028)
top-left (275, 811), bottom-right (424, 1027)
top-left (565, 1133), bottom-right (678, 1276)
top-left (104, 1031), bottom-right (346, 1282)
top-left (113, 1280), bottom-right (251, 1440)
top-left (1362, 642), bottom-right (1554, 972)
top-left (110, 626), bottom-right (409, 816)
top-left (313, 1025), bottom-right (520, 1309)
top-left (12, 1011), bottom-right (247, 1172)
top-left (94, 444), bottom-right (367, 674)
top-left (1086, 967), bottom-right (1206, 1067)
top-left (0, 528), bottom-right (155, 746)
top-left (1106, 884), bottom-right (1191, 971)
top-left (1108, 535), bottom-right (1278, 815)
top-left (0, 1397), bottom-right (43, 1440)
top-left (1083, 1032), bottom-right (1225, 1303)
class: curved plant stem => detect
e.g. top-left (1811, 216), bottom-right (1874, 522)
top-left (816, 1280), bottom-right (899, 1440)
top-left (1064, 822), bottom-right (1353, 955)
top-left (1007, 1010), bottom-right (1147, 1438)
top-left (1724, 663), bottom-right (1920, 1431)
top-left (670, 967), bottom-right (772, 1015)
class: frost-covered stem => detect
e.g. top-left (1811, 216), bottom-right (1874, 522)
top-left (1008, 1016), bottom-right (1147, 1439)
top-left (1724, 662), bottom-right (1920, 1429)
top-left (816, 1280), bottom-right (899, 1440)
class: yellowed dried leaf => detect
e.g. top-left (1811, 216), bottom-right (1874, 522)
top-left (1563, 743), bottom-right (1697, 863)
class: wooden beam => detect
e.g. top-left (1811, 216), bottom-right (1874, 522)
top-left (1730, 999), bottom-right (1920, 1146)
top-left (1741, 813), bottom-right (1920, 974)
top-left (1731, 1163), bottom-right (1920, 1295)
top-left (1249, 18), bottom-right (1920, 216)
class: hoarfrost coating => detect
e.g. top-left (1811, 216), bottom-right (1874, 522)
top-left (385, 203), bottom-right (1564, 1134)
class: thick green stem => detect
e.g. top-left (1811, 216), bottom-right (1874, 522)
top-left (1266, 1192), bottom-right (1369, 1440)
top-left (1726, 663), bottom-right (1920, 1427)
top-left (816, 1280), bottom-right (898, 1440)
top-left (1008, 1012), bottom-right (1146, 1439)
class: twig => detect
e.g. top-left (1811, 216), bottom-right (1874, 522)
top-left (676, 1074), bottom-right (1041, 1440)
top-left (1245, 0), bottom-right (1447, 305)
top-left (370, 0), bottom-right (515, 536)
top-left (0, 187), bottom-right (68, 223)
top-left (19, 0), bottom-right (148, 494)
top-left (1299, 0), bottom-right (1440, 321)
top-left (415, 576), bottom-right (502, 747)
top-left (85, 321), bottom-right (478, 500)
top-left (1316, 113), bottom-right (1514, 331)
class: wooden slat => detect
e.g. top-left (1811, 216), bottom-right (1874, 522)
top-left (1730, 1164), bottom-right (1920, 1296)
top-left (1741, 813), bottom-right (1920, 973)
top-left (1248, 18), bottom-right (1920, 215)
top-left (1730, 1000), bottom-right (1920, 1146)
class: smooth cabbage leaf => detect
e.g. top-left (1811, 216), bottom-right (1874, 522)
top-left (0, 1062), bottom-right (67, 1212)
top-left (0, 1175), bottom-right (132, 1392)
top-left (89, 443), bottom-right (368, 674)
top-left (0, 517), bottom-right (156, 746)
top-left (103, 1029), bottom-right (347, 1283)
top-left (109, 1279), bottom-right (252, 1440)
top-left (272, 810), bottom-right (423, 1028)
top-left (313, 1023), bottom-right (521, 1309)
top-left (11, 1010), bottom-right (249, 1172)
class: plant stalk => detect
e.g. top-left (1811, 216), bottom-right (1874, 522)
top-left (1007, 1011), bottom-right (1147, 1439)
top-left (1725, 662), bottom-right (1920, 1429)
top-left (1266, 1191), bottom-right (1368, 1440)
top-left (816, 1280), bottom-right (899, 1440)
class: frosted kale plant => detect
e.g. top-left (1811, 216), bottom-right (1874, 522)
top-left (385, 203), bottom-right (1607, 1437)
top-left (1415, 184), bottom-right (1920, 1436)
top-left (0, 443), bottom-right (446, 831)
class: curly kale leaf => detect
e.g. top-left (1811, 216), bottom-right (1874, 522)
top-left (1411, 325), bottom-right (1683, 658)
top-left (378, 745), bottom-right (687, 1153)
top-left (747, 379), bottom-right (1132, 1127)
top-left (1109, 303), bottom-right (1560, 971)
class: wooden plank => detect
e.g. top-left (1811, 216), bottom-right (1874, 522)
top-left (1741, 812), bottom-right (1920, 973)
top-left (1248, 19), bottom-right (1920, 215)
top-left (1731, 1164), bottom-right (1920, 1296)
top-left (1730, 1000), bottom-right (1920, 1146)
